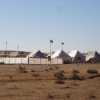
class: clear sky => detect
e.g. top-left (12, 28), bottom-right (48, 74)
top-left (0, 0), bottom-right (100, 52)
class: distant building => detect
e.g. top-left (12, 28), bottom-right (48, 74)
top-left (0, 50), bottom-right (30, 64)
top-left (85, 51), bottom-right (100, 63)
top-left (28, 50), bottom-right (48, 64)
top-left (51, 50), bottom-right (72, 64)
top-left (68, 50), bottom-right (85, 63)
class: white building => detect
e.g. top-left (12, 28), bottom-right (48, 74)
top-left (28, 50), bottom-right (48, 64)
top-left (85, 51), bottom-right (100, 63)
top-left (0, 50), bottom-right (30, 64)
top-left (51, 50), bottom-right (72, 64)
top-left (68, 50), bottom-right (85, 63)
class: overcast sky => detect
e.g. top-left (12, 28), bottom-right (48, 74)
top-left (0, 0), bottom-right (100, 52)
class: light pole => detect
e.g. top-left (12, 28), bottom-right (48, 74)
top-left (49, 40), bottom-right (53, 64)
top-left (16, 44), bottom-right (19, 64)
top-left (61, 42), bottom-right (64, 51)
top-left (5, 40), bottom-right (8, 51)
top-left (17, 44), bottom-right (19, 51)
top-left (5, 40), bottom-right (8, 64)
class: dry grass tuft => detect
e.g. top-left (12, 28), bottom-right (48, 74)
top-left (55, 80), bottom-right (65, 84)
top-left (70, 69), bottom-right (84, 80)
top-left (18, 65), bottom-right (27, 73)
top-left (54, 70), bottom-right (65, 80)
top-left (87, 69), bottom-right (98, 74)
top-left (47, 93), bottom-right (55, 100)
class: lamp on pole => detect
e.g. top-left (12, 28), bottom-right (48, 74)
top-left (61, 42), bottom-right (64, 51)
top-left (49, 40), bottom-right (53, 64)
top-left (5, 40), bottom-right (8, 64)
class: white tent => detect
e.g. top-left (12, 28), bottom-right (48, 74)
top-left (68, 50), bottom-right (85, 63)
top-left (85, 51), bottom-right (100, 63)
top-left (51, 50), bottom-right (72, 64)
top-left (28, 50), bottom-right (48, 64)
top-left (9, 51), bottom-right (19, 57)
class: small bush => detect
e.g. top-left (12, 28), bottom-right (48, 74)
top-left (54, 70), bottom-right (65, 80)
top-left (71, 73), bottom-right (82, 80)
top-left (66, 94), bottom-right (71, 98)
top-left (47, 93), bottom-right (54, 99)
top-left (71, 70), bottom-right (83, 80)
top-left (89, 95), bottom-right (96, 100)
top-left (55, 80), bottom-right (65, 84)
top-left (54, 66), bottom-right (59, 70)
top-left (18, 65), bottom-right (27, 73)
top-left (48, 67), bottom-right (53, 71)
top-left (72, 69), bottom-right (80, 74)
top-left (32, 73), bottom-right (40, 77)
top-left (87, 69), bottom-right (98, 74)
top-left (31, 70), bottom-right (35, 72)
top-left (45, 69), bottom-right (49, 72)
top-left (9, 75), bottom-right (13, 81)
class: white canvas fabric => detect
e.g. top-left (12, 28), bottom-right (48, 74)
top-left (68, 50), bottom-right (85, 63)
top-left (51, 50), bottom-right (72, 63)
top-left (85, 51), bottom-right (100, 62)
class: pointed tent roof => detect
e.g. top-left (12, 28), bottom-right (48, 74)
top-left (32, 50), bottom-right (47, 58)
top-left (27, 51), bottom-right (35, 58)
top-left (85, 51), bottom-right (100, 61)
top-left (17, 51), bottom-right (30, 57)
top-left (9, 51), bottom-right (19, 57)
top-left (68, 50), bottom-right (85, 63)
top-left (51, 50), bottom-right (71, 59)
top-left (68, 50), bottom-right (80, 58)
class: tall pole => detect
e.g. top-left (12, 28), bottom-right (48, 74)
top-left (61, 42), bottom-right (64, 51)
top-left (5, 40), bottom-right (8, 50)
top-left (5, 40), bottom-right (8, 64)
top-left (16, 44), bottom-right (19, 64)
top-left (17, 44), bottom-right (19, 51)
top-left (50, 40), bottom-right (53, 64)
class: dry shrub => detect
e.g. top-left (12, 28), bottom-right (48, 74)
top-left (32, 73), bottom-right (40, 77)
top-left (72, 69), bottom-right (80, 74)
top-left (71, 70), bottom-right (84, 80)
top-left (89, 95), bottom-right (96, 100)
top-left (48, 67), bottom-right (54, 71)
top-left (9, 75), bottom-right (14, 81)
top-left (8, 84), bottom-right (19, 90)
top-left (54, 70), bottom-right (65, 84)
top-left (18, 65), bottom-right (27, 73)
top-left (47, 93), bottom-right (54, 100)
top-left (54, 70), bottom-right (65, 80)
top-left (55, 80), bottom-right (65, 84)
top-left (31, 70), bottom-right (36, 72)
top-left (88, 74), bottom-right (100, 79)
top-left (54, 66), bottom-right (59, 70)
top-left (66, 93), bottom-right (71, 98)
top-left (45, 69), bottom-right (49, 72)
top-left (87, 69), bottom-right (98, 74)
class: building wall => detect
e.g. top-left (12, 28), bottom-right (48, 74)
top-left (29, 58), bottom-right (63, 64)
top-left (0, 57), bottom-right (28, 64)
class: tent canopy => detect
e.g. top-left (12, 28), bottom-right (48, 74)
top-left (68, 50), bottom-right (85, 63)
top-left (51, 50), bottom-right (72, 61)
top-left (85, 51), bottom-right (100, 62)
top-left (68, 50), bottom-right (80, 58)
top-left (30, 50), bottom-right (47, 58)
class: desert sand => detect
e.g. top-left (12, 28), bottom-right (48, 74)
top-left (0, 64), bottom-right (99, 100)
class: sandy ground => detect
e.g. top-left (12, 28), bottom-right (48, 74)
top-left (0, 64), bottom-right (99, 100)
